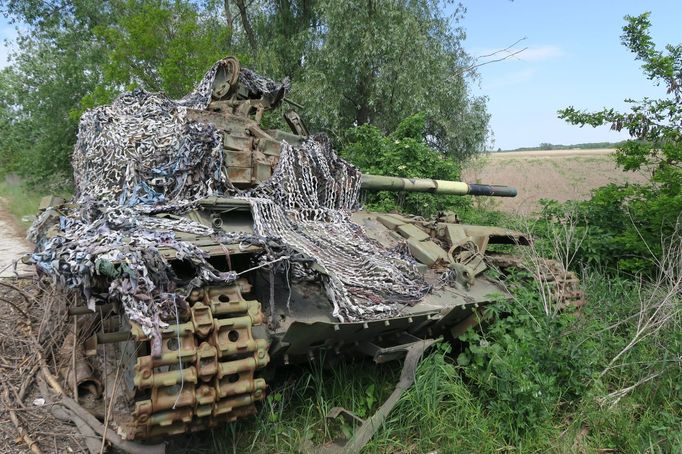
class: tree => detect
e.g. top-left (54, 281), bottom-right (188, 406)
top-left (249, 0), bottom-right (318, 79)
top-left (556, 12), bottom-right (682, 274)
top-left (0, 0), bottom-right (488, 188)
top-left (92, 0), bottom-right (231, 100)
top-left (292, 0), bottom-right (489, 161)
top-left (0, 0), bottom-right (233, 186)
top-left (342, 113), bottom-right (470, 217)
top-left (0, 1), bottom-right (109, 187)
top-left (560, 12), bottom-right (681, 194)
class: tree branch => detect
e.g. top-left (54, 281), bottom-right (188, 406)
top-left (224, 0), bottom-right (234, 47)
top-left (460, 37), bottom-right (528, 73)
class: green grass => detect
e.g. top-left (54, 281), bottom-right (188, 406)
top-left (0, 177), bottom-right (71, 231)
top-left (192, 268), bottom-right (680, 454)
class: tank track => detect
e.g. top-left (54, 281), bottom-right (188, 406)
top-left (487, 253), bottom-right (585, 309)
top-left (121, 284), bottom-right (270, 439)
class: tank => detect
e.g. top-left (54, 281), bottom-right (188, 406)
top-left (28, 57), bottom-right (581, 450)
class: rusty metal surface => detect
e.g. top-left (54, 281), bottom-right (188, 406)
top-left (488, 253), bottom-right (585, 309)
top-left (119, 284), bottom-right (269, 440)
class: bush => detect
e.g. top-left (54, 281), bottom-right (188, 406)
top-left (539, 187), bottom-right (682, 274)
top-left (455, 280), bottom-right (598, 441)
top-left (342, 113), bottom-right (470, 218)
top-left (558, 12), bottom-right (682, 276)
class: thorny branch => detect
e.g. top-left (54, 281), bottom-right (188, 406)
top-left (2, 382), bottom-right (41, 454)
top-left (0, 277), bottom-right (165, 453)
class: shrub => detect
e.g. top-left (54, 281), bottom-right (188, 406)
top-left (558, 12), bottom-right (682, 276)
top-left (342, 113), bottom-right (471, 218)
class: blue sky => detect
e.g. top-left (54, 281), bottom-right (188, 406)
top-left (0, 16), bottom-right (18, 68)
top-left (1, 2), bottom-right (680, 150)
top-left (459, 0), bottom-right (682, 149)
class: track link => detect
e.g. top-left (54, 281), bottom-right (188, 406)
top-left (487, 253), bottom-right (585, 309)
top-left (123, 284), bottom-right (269, 439)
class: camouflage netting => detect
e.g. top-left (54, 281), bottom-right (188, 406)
top-left (247, 136), bottom-right (429, 321)
top-left (29, 58), bottom-right (429, 352)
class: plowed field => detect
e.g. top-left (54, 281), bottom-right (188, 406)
top-left (462, 149), bottom-right (649, 214)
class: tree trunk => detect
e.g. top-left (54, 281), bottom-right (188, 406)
top-left (234, 0), bottom-right (257, 52)
top-left (355, 74), bottom-right (372, 125)
top-left (224, 0), bottom-right (234, 47)
top-left (355, 0), bottom-right (375, 125)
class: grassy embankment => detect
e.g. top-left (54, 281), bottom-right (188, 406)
top-left (0, 176), bottom-right (71, 231)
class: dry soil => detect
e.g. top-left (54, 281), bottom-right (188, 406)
top-left (462, 148), bottom-right (649, 214)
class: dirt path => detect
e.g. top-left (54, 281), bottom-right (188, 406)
top-left (0, 201), bottom-right (33, 276)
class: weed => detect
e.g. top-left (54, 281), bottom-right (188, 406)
top-left (0, 175), bottom-right (72, 231)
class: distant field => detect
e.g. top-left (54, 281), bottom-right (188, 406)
top-left (462, 148), bottom-right (649, 214)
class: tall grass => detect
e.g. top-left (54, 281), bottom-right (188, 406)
top-left (203, 357), bottom-right (401, 453)
top-left (195, 265), bottom-right (680, 454)
top-left (0, 180), bottom-right (43, 227)
top-left (0, 175), bottom-right (71, 231)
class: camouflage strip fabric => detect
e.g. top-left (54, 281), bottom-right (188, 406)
top-left (246, 136), bottom-right (430, 321)
top-left (29, 58), bottom-right (429, 352)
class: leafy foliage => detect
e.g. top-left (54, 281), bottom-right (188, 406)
top-left (457, 295), bottom-right (595, 435)
top-left (294, 0), bottom-right (489, 161)
top-left (452, 264), bottom-right (681, 449)
top-left (342, 114), bottom-right (470, 217)
top-left (0, 3), bottom-right (106, 188)
top-left (508, 141), bottom-right (624, 152)
top-left (560, 13), bottom-right (682, 187)
top-left (0, 0), bottom-right (489, 190)
top-left (557, 12), bottom-right (682, 274)
top-left (90, 0), bottom-right (231, 102)
top-left (539, 188), bottom-right (682, 274)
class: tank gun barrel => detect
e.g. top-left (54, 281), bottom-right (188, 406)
top-left (360, 174), bottom-right (517, 197)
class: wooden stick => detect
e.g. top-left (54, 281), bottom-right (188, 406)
top-left (2, 382), bottom-right (42, 454)
top-left (29, 326), bottom-right (165, 453)
top-left (0, 295), bottom-right (30, 318)
top-left (0, 280), bottom-right (32, 304)
top-left (11, 278), bottom-right (165, 454)
top-left (18, 363), bottom-right (40, 402)
top-left (99, 365), bottom-right (121, 454)
top-left (51, 404), bottom-right (103, 454)
top-left (59, 396), bottom-right (165, 454)
top-left (72, 317), bottom-right (78, 398)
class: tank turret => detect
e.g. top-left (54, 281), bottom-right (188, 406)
top-left (201, 57), bottom-right (517, 197)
